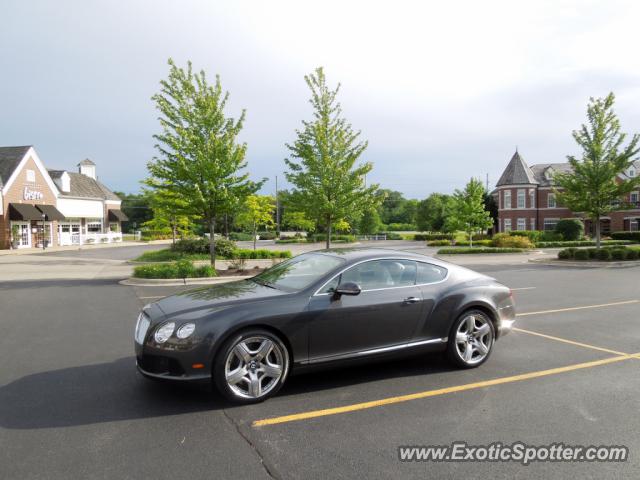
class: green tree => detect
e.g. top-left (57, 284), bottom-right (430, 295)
top-left (145, 59), bottom-right (259, 266)
top-left (145, 186), bottom-right (197, 244)
top-left (236, 195), bottom-right (275, 250)
top-left (283, 210), bottom-right (315, 233)
top-left (113, 191), bottom-right (153, 232)
top-left (416, 193), bottom-right (450, 232)
top-left (359, 207), bottom-right (382, 235)
top-left (285, 67), bottom-right (379, 248)
top-left (555, 93), bottom-right (640, 248)
top-left (445, 178), bottom-right (493, 246)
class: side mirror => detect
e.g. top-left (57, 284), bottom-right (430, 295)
top-left (333, 282), bottom-right (362, 298)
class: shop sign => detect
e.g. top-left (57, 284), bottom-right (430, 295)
top-left (24, 187), bottom-right (44, 201)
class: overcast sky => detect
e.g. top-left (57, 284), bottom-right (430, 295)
top-left (2, 0), bottom-right (640, 198)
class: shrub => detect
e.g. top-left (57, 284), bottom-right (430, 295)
top-left (558, 249), bottom-right (573, 260)
top-left (492, 234), bottom-right (533, 249)
top-left (229, 232), bottom-right (254, 241)
top-left (555, 219), bottom-right (584, 241)
top-left (611, 249), bottom-right (628, 261)
top-left (275, 238), bottom-right (304, 244)
top-left (573, 249), bottom-right (589, 260)
top-left (230, 249), bottom-right (292, 259)
top-left (427, 240), bottom-right (452, 246)
top-left (437, 247), bottom-right (525, 254)
top-left (596, 249), bottom-right (612, 261)
top-left (257, 231), bottom-right (277, 240)
top-left (611, 231), bottom-right (640, 242)
top-left (172, 237), bottom-right (237, 259)
top-left (539, 231), bottom-right (563, 242)
top-left (627, 249), bottom-right (640, 260)
top-left (509, 230), bottom-right (542, 243)
top-left (132, 261), bottom-right (217, 279)
top-left (586, 248), bottom-right (598, 259)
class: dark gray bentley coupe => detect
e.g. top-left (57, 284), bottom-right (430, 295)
top-left (135, 248), bottom-right (515, 403)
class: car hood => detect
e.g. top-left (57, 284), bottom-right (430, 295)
top-left (153, 279), bottom-right (289, 318)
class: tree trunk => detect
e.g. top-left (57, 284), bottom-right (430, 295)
top-left (253, 221), bottom-right (257, 251)
top-left (595, 215), bottom-right (601, 249)
top-left (469, 230), bottom-right (473, 248)
top-left (326, 218), bottom-right (332, 249)
top-left (224, 213), bottom-right (229, 238)
top-left (209, 218), bottom-right (216, 268)
top-left (171, 215), bottom-right (176, 246)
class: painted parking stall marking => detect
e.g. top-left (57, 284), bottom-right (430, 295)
top-left (253, 299), bottom-right (640, 428)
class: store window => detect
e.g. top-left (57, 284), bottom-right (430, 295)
top-left (86, 219), bottom-right (102, 233)
top-left (109, 223), bottom-right (119, 232)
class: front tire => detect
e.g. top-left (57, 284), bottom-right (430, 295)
top-left (213, 329), bottom-right (289, 404)
top-left (447, 310), bottom-right (495, 368)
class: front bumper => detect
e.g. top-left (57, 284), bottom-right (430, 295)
top-left (135, 338), bottom-right (212, 383)
top-left (136, 359), bottom-right (210, 383)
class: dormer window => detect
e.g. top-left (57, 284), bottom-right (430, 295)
top-left (26, 169), bottom-right (35, 182)
top-left (629, 168), bottom-right (636, 178)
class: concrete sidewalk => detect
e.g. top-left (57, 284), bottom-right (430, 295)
top-left (0, 240), bottom-right (172, 256)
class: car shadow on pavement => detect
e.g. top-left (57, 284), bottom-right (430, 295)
top-left (1, 353), bottom-right (457, 429)
top-left (0, 357), bottom-right (223, 430)
top-left (277, 351), bottom-right (457, 398)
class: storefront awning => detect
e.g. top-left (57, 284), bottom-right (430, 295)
top-left (35, 204), bottom-right (66, 221)
top-left (8, 203), bottom-right (43, 221)
top-left (108, 209), bottom-right (129, 222)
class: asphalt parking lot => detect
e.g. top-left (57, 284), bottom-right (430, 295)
top-left (1, 247), bottom-right (640, 479)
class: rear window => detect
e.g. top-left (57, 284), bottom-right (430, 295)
top-left (416, 262), bottom-right (447, 284)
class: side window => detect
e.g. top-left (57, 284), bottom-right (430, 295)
top-left (340, 260), bottom-right (416, 290)
top-left (416, 262), bottom-right (447, 284)
top-left (320, 275), bottom-right (340, 294)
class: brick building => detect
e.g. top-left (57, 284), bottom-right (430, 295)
top-left (0, 146), bottom-right (128, 249)
top-left (494, 150), bottom-right (640, 235)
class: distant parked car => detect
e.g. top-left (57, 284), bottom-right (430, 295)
top-left (135, 248), bottom-right (516, 403)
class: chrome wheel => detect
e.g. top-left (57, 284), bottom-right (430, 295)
top-left (224, 336), bottom-right (287, 400)
top-left (455, 314), bottom-right (493, 365)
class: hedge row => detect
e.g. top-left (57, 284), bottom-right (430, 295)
top-left (306, 234), bottom-right (357, 243)
top-left (558, 246), bottom-right (640, 261)
top-left (437, 247), bottom-right (526, 254)
top-left (610, 231), bottom-right (640, 241)
top-left (538, 240), bottom-right (630, 248)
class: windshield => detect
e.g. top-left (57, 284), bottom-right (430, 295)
top-left (251, 253), bottom-right (345, 292)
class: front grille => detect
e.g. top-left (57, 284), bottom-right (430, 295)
top-left (137, 355), bottom-right (185, 376)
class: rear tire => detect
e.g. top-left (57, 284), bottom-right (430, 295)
top-left (213, 329), bottom-right (289, 404)
top-left (447, 310), bottom-right (495, 369)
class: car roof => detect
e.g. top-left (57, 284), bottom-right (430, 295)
top-left (313, 247), bottom-right (435, 263)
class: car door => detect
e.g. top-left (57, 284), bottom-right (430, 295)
top-left (306, 259), bottom-right (425, 361)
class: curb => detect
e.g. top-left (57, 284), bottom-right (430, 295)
top-left (528, 258), bottom-right (640, 268)
top-left (119, 275), bottom-right (251, 287)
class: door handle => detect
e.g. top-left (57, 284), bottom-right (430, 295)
top-left (403, 297), bottom-right (421, 304)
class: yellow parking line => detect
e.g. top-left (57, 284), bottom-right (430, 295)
top-left (253, 354), bottom-right (639, 427)
top-left (516, 300), bottom-right (639, 317)
top-left (512, 327), bottom-right (629, 356)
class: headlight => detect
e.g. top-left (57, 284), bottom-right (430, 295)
top-left (154, 322), bottom-right (175, 343)
top-left (176, 323), bottom-right (196, 339)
